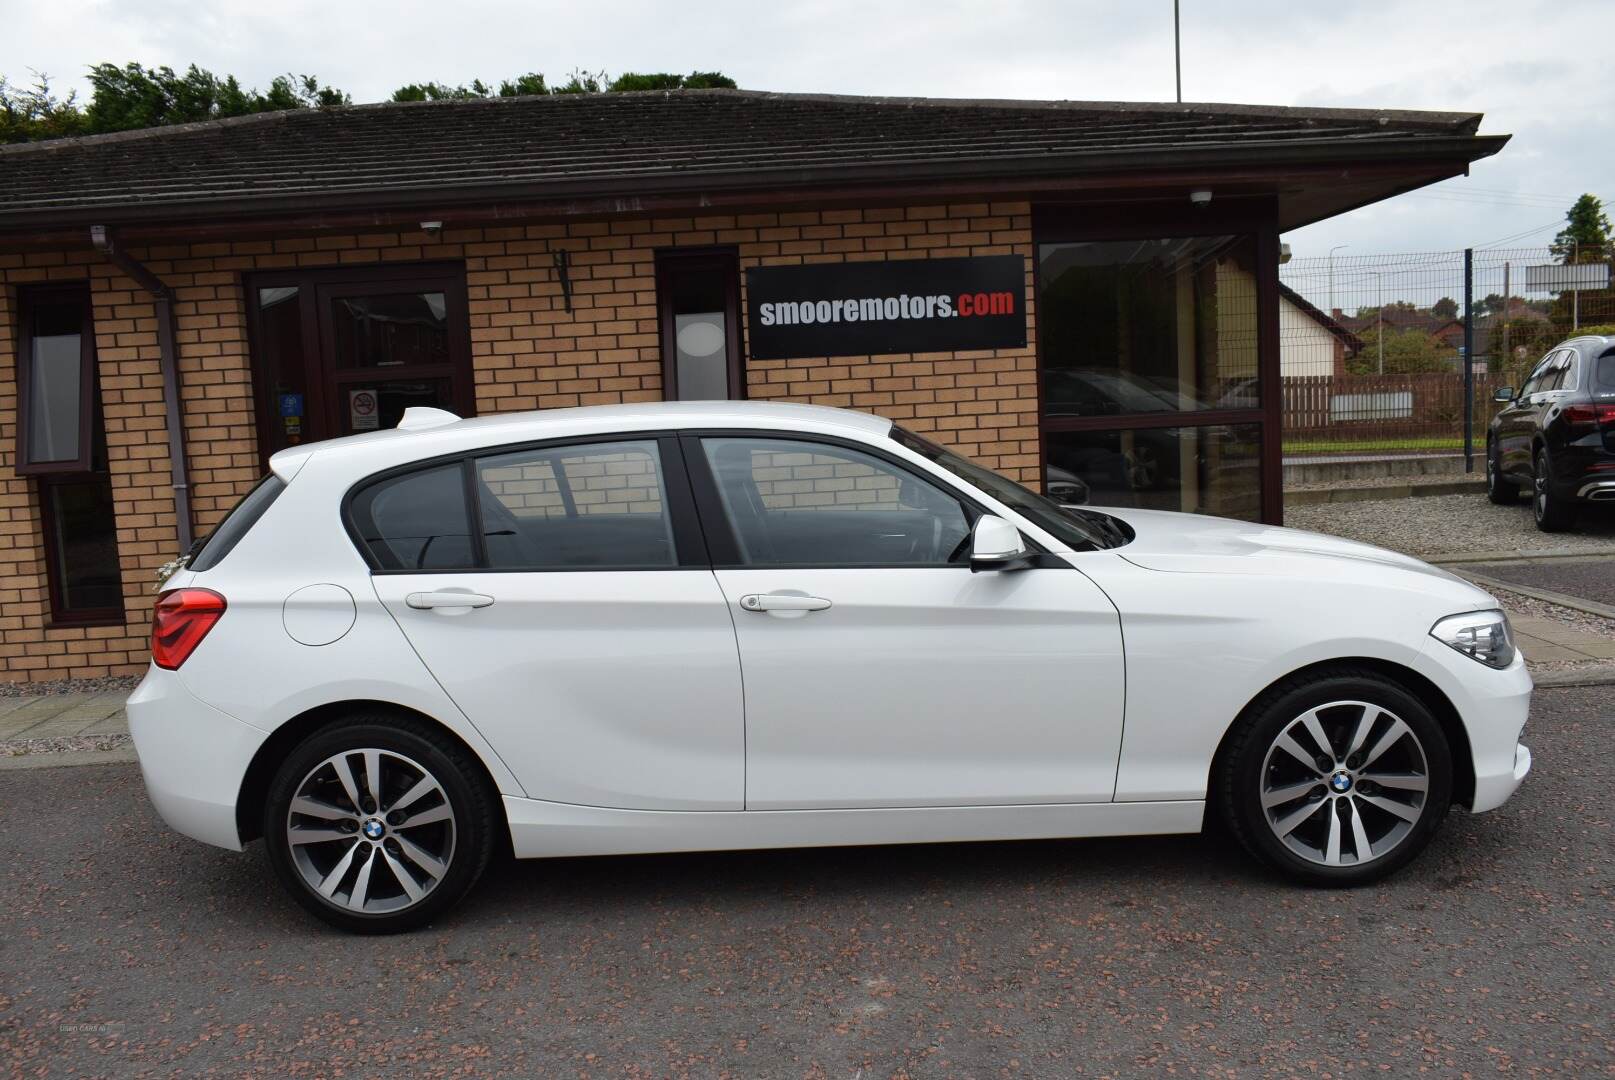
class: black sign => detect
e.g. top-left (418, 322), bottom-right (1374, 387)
top-left (745, 255), bottom-right (1027, 361)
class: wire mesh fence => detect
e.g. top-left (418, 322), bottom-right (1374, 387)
top-left (1277, 245), bottom-right (1615, 456)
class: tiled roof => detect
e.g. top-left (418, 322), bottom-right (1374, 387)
top-left (0, 89), bottom-right (1504, 226)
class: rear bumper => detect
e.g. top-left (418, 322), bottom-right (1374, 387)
top-left (127, 666), bottom-right (268, 851)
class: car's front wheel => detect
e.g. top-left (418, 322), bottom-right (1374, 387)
top-left (263, 715), bottom-right (497, 933)
top-left (1218, 669), bottom-right (1452, 886)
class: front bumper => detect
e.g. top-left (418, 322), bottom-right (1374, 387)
top-left (127, 666), bottom-right (269, 851)
top-left (1416, 635), bottom-right (1533, 813)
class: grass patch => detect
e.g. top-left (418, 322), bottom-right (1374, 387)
top-left (1283, 437), bottom-right (1468, 454)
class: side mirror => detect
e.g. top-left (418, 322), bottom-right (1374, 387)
top-left (1493, 386), bottom-right (1515, 403)
top-left (969, 515), bottom-right (1033, 573)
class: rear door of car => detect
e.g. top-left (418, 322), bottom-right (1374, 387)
top-left (355, 434), bottom-right (746, 810)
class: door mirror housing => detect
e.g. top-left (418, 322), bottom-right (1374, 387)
top-left (969, 515), bottom-right (1034, 573)
top-left (1493, 386), bottom-right (1515, 403)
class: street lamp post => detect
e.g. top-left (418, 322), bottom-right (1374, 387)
top-left (1327, 244), bottom-right (1349, 313)
top-left (1363, 269), bottom-right (1385, 375)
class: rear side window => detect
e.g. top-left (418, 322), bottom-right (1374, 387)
top-left (1597, 350), bottom-right (1615, 391)
top-left (188, 474), bottom-right (285, 573)
top-left (350, 464), bottom-right (476, 571)
top-left (475, 440), bottom-right (677, 569)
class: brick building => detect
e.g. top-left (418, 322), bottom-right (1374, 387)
top-left (0, 90), bottom-right (1505, 681)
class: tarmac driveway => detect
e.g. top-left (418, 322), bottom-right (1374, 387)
top-left (2, 687), bottom-right (1611, 1077)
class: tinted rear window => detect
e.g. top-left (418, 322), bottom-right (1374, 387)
top-left (1597, 351), bottom-right (1615, 391)
top-left (188, 474), bottom-right (285, 573)
top-left (350, 464), bottom-right (476, 571)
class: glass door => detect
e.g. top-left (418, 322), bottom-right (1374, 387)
top-left (246, 264), bottom-right (473, 462)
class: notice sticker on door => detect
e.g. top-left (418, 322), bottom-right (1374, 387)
top-left (349, 389), bottom-right (380, 431)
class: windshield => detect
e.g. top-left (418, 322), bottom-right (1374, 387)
top-left (890, 427), bottom-right (1122, 551)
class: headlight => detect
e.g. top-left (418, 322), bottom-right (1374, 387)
top-left (1430, 610), bottom-right (1516, 669)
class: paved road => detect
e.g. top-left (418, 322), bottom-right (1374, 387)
top-left (1469, 555), bottom-right (1615, 610)
top-left (3, 688), bottom-right (1611, 1078)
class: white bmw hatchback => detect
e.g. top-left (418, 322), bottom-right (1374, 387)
top-left (130, 402), bottom-right (1532, 932)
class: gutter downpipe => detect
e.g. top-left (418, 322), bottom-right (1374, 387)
top-left (89, 225), bottom-right (195, 552)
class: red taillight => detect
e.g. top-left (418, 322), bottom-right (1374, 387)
top-left (1563, 403), bottom-right (1615, 429)
top-left (151, 588), bottom-right (227, 669)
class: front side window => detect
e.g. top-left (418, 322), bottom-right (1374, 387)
top-left (701, 436), bottom-right (972, 567)
top-left (891, 427), bottom-right (1116, 551)
top-left (475, 441), bottom-right (677, 569)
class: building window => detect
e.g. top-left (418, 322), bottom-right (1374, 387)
top-left (14, 284), bottom-right (124, 623)
top-left (656, 249), bottom-right (743, 400)
top-left (16, 285), bottom-right (96, 473)
top-left (1035, 221), bottom-right (1273, 523)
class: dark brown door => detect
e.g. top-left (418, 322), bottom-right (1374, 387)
top-left (247, 263), bottom-right (474, 463)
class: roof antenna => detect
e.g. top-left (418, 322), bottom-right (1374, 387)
top-left (1174, 0), bottom-right (1183, 103)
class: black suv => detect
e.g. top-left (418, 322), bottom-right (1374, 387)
top-left (1487, 334), bottom-right (1615, 530)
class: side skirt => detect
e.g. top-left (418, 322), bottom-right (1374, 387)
top-left (504, 797), bottom-right (1206, 859)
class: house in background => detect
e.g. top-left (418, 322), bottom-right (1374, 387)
top-left (1278, 284), bottom-right (1363, 377)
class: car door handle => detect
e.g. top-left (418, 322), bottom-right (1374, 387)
top-left (406, 590), bottom-right (495, 610)
top-left (739, 593), bottom-right (832, 614)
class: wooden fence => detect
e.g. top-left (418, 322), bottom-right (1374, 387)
top-left (1282, 373), bottom-right (1505, 448)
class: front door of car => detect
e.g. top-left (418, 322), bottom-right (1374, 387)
top-left (686, 433), bottom-right (1126, 810)
top-left (1500, 351), bottom-right (1564, 474)
top-left (358, 435), bottom-right (745, 811)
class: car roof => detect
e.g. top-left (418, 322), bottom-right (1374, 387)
top-left (269, 400), bottom-right (895, 479)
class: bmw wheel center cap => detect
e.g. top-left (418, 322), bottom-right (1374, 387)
top-left (363, 819), bottom-right (385, 840)
top-left (1329, 772), bottom-right (1353, 794)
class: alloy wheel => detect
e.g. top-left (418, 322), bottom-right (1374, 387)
top-left (285, 748), bottom-right (457, 914)
top-left (1258, 700), bottom-right (1429, 867)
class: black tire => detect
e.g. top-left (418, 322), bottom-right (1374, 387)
top-left (1217, 667), bottom-right (1452, 887)
top-left (263, 713), bottom-right (497, 933)
top-left (1486, 439), bottom-right (1519, 504)
top-left (1532, 448), bottom-right (1576, 532)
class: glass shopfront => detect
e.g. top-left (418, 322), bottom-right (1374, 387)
top-left (1036, 216), bottom-right (1275, 521)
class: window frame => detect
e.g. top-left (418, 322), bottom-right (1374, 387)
top-left (37, 471), bottom-right (125, 626)
top-left (655, 247), bottom-right (745, 401)
top-left (15, 282), bottom-right (97, 476)
top-left (1032, 200), bottom-right (1282, 524)
top-left (341, 432), bottom-right (710, 574)
top-left (680, 429), bottom-right (1013, 571)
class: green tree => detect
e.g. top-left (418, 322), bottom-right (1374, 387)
top-left (1346, 326), bottom-right (1453, 375)
top-left (0, 72), bottom-right (88, 143)
top-left (1431, 296), bottom-right (1458, 320)
top-left (83, 63), bottom-right (347, 131)
top-left (1551, 194), bottom-right (1612, 263)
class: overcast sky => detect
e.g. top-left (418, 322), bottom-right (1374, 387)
top-left (4, 0), bottom-right (1611, 258)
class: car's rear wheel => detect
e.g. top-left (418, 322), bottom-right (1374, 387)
top-left (1532, 448), bottom-right (1576, 532)
top-left (1218, 669), bottom-right (1451, 886)
top-left (1486, 439), bottom-right (1519, 504)
top-left (264, 715), bottom-right (496, 933)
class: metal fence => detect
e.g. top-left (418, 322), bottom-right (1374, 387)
top-left (1277, 245), bottom-right (1615, 457)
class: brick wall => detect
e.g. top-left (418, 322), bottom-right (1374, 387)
top-left (0, 199), bottom-right (1038, 682)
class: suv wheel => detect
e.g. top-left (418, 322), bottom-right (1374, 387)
top-left (1218, 668), bottom-right (1451, 886)
top-left (264, 715), bottom-right (497, 933)
top-left (1486, 439), bottom-right (1519, 504)
top-left (1532, 448), bottom-right (1576, 532)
